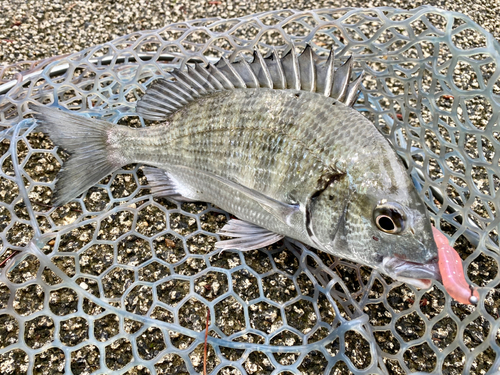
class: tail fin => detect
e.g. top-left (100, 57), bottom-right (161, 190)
top-left (33, 106), bottom-right (125, 206)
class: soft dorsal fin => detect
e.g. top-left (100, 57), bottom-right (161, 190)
top-left (136, 45), bottom-right (363, 121)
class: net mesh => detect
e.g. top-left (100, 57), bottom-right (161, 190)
top-left (0, 5), bottom-right (499, 375)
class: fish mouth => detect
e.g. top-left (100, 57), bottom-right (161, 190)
top-left (383, 256), bottom-right (441, 289)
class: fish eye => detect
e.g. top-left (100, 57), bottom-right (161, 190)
top-left (373, 202), bottom-right (406, 234)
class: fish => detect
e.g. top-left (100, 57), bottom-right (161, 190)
top-left (33, 45), bottom-right (478, 304)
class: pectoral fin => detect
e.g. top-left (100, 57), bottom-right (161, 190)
top-left (146, 164), bottom-right (300, 227)
top-left (216, 219), bottom-right (284, 251)
top-left (251, 195), bottom-right (299, 227)
top-left (215, 175), bottom-right (300, 226)
top-left (170, 165), bottom-right (300, 226)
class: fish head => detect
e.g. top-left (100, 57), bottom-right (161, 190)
top-left (348, 178), bottom-right (440, 288)
top-left (309, 168), bottom-right (440, 288)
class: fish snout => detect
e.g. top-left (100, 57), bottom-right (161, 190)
top-left (411, 238), bottom-right (439, 264)
top-left (383, 256), bottom-right (441, 289)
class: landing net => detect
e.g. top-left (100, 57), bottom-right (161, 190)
top-left (0, 6), bottom-right (499, 375)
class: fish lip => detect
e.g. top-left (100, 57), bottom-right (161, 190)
top-left (383, 256), bottom-right (442, 287)
top-left (395, 276), bottom-right (433, 289)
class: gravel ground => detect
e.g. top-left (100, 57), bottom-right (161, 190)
top-left (0, 1), bottom-right (499, 375)
top-left (0, 0), bottom-right (499, 65)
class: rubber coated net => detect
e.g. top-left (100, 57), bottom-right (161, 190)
top-left (0, 5), bottom-right (499, 375)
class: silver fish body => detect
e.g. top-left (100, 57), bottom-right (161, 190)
top-left (34, 46), bottom-right (440, 287)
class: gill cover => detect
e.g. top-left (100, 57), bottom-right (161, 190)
top-left (305, 170), bottom-right (350, 251)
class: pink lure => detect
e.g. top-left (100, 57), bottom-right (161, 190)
top-left (432, 227), bottom-right (479, 305)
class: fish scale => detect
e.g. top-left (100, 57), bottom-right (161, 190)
top-left (119, 89), bottom-right (381, 205)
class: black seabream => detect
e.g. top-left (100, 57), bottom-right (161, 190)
top-left (35, 45), bottom-right (444, 290)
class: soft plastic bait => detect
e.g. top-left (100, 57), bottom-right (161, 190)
top-left (433, 227), bottom-right (479, 305)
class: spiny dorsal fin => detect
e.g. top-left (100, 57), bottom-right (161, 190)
top-left (331, 55), bottom-right (353, 102)
top-left (345, 72), bottom-right (364, 107)
top-left (232, 58), bottom-right (259, 88)
top-left (263, 48), bottom-right (286, 89)
top-left (136, 45), bottom-right (363, 121)
top-left (207, 63), bottom-right (235, 90)
top-left (281, 47), bottom-right (301, 90)
top-left (298, 44), bottom-right (315, 92)
top-left (215, 57), bottom-right (247, 88)
top-left (316, 49), bottom-right (335, 97)
top-left (250, 50), bottom-right (273, 89)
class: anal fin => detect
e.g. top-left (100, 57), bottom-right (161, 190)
top-left (143, 167), bottom-right (197, 202)
top-left (216, 219), bottom-right (284, 251)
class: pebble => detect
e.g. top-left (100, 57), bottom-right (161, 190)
top-left (0, 0), bottom-right (499, 65)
